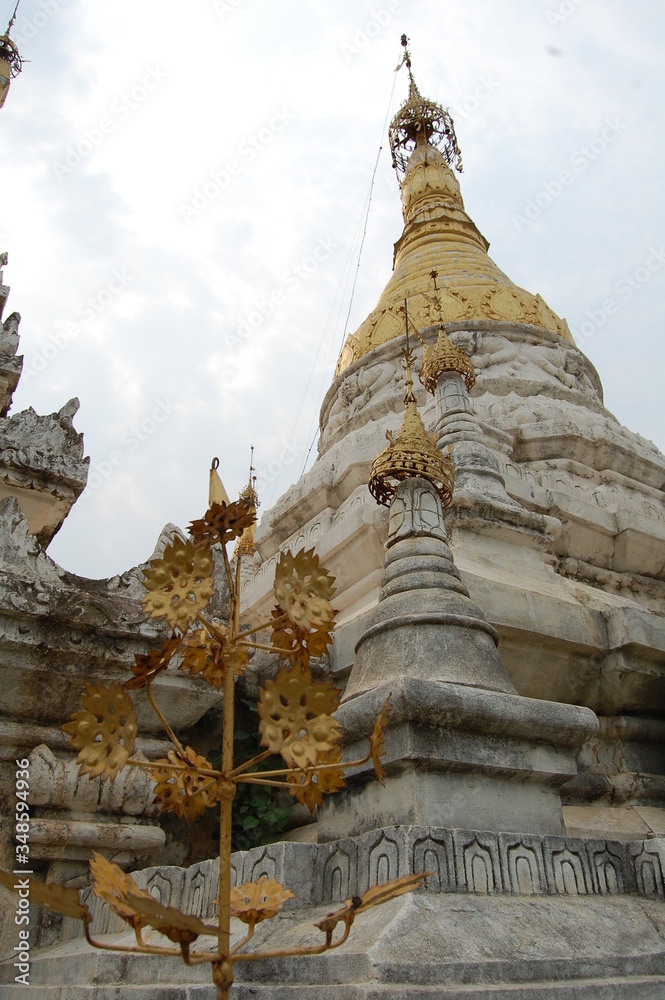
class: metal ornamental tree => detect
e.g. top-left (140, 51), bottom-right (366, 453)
top-left (2, 481), bottom-right (427, 999)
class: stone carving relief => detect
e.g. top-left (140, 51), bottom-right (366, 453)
top-left (0, 397), bottom-right (88, 483)
top-left (631, 844), bottom-right (665, 896)
top-left (461, 836), bottom-right (502, 894)
top-left (412, 832), bottom-right (454, 893)
top-left (0, 309), bottom-right (22, 417)
top-left (363, 831), bottom-right (401, 892)
top-left (55, 826), bottom-right (665, 948)
top-left (547, 845), bottom-right (592, 895)
top-left (28, 745), bottom-right (160, 817)
top-left (388, 479), bottom-right (447, 542)
top-left (465, 331), bottom-right (518, 372)
top-left (322, 845), bottom-right (356, 903)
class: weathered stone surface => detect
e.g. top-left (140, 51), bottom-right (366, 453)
top-left (318, 478), bottom-right (597, 841)
top-left (2, 850), bottom-right (664, 996)
top-left (238, 319), bottom-right (665, 838)
top-left (0, 399), bottom-right (89, 548)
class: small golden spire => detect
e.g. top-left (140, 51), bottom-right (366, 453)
top-left (369, 349), bottom-right (454, 508)
top-left (418, 272), bottom-right (476, 394)
top-left (235, 447), bottom-right (259, 557)
top-left (389, 35), bottom-right (462, 177)
top-left (419, 327), bottom-right (476, 395)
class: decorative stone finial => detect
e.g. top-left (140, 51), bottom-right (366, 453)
top-left (389, 34), bottom-right (462, 178)
top-left (368, 349), bottom-right (453, 508)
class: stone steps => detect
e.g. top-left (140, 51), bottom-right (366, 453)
top-left (1, 976), bottom-right (664, 998)
top-left (1, 893), bottom-right (663, 999)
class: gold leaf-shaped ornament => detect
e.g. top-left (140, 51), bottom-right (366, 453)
top-left (125, 635), bottom-right (182, 690)
top-left (286, 747), bottom-right (346, 812)
top-left (89, 852), bottom-right (155, 929)
top-left (315, 871), bottom-right (430, 935)
top-left (257, 662), bottom-right (342, 769)
top-left (229, 877), bottom-right (295, 926)
top-left (147, 746), bottom-right (218, 820)
top-left (189, 499), bottom-right (255, 548)
top-left (142, 536), bottom-right (214, 632)
top-left (123, 893), bottom-right (217, 945)
top-left (62, 682), bottom-right (137, 781)
top-left (273, 548), bottom-right (335, 632)
top-left (0, 869), bottom-right (90, 923)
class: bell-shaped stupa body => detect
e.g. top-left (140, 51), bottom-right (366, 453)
top-left (241, 75), bottom-right (665, 844)
top-left (335, 136), bottom-right (571, 377)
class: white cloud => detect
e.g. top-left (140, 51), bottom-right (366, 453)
top-left (2, 0), bottom-right (663, 578)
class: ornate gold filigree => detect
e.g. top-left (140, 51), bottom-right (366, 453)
top-left (148, 747), bottom-right (218, 820)
top-left (419, 327), bottom-right (476, 394)
top-left (270, 610), bottom-right (333, 668)
top-left (179, 625), bottom-right (225, 676)
top-left (62, 681), bottom-right (137, 781)
top-left (178, 625), bottom-right (250, 688)
top-left (369, 351), bottom-right (454, 508)
top-left (0, 869), bottom-right (90, 922)
top-left (189, 499), bottom-right (256, 548)
top-left (229, 878), bottom-right (294, 926)
top-left (274, 548), bottom-right (335, 632)
top-left (126, 635), bottom-right (182, 690)
top-left (286, 747), bottom-right (346, 812)
top-left (389, 36), bottom-right (462, 177)
top-left (142, 536), bottom-right (214, 632)
top-left (315, 871), bottom-right (430, 935)
top-left (257, 662), bottom-right (342, 769)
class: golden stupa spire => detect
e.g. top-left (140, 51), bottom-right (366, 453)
top-left (369, 317), bottom-right (454, 508)
top-left (334, 37), bottom-right (571, 378)
top-left (235, 447), bottom-right (259, 557)
top-left (390, 35), bottom-right (463, 177)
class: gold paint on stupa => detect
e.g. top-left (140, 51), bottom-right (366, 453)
top-left (369, 350), bottom-right (454, 508)
top-left (336, 52), bottom-right (571, 378)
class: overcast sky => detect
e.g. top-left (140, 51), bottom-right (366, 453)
top-left (2, 0), bottom-right (664, 580)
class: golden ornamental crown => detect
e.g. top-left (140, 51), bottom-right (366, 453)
top-left (419, 326), bottom-right (476, 395)
top-left (389, 35), bottom-right (463, 178)
top-left (369, 350), bottom-right (454, 508)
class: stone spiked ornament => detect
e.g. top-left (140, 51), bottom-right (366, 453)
top-left (369, 347), bottom-right (454, 508)
top-left (0, 457), bottom-right (427, 1000)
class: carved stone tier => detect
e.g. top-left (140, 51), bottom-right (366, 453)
top-left (240, 320), bottom-right (665, 837)
top-left (4, 832), bottom-right (663, 996)
top-left (317, 478), bottom-right (597, 841)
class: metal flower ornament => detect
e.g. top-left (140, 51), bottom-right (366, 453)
top-left (1, 460), bottom-right (429, 999)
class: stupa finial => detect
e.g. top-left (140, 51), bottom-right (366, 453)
top-left (238, 444), bottom-right (259, 509)
top-left (368, 345), bottom-right (454, 509)
top-left (389, 34), bottom-right (463, 178)
top-left (235, 445), bottom-right (259, 557)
